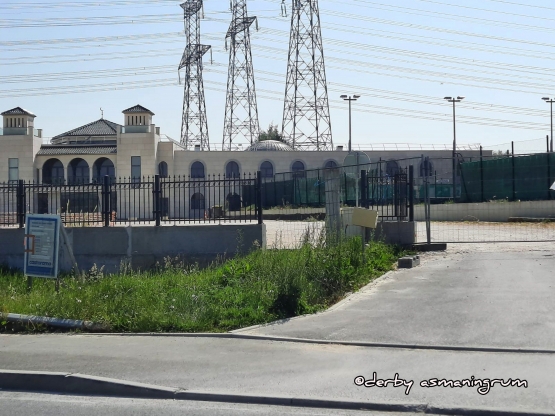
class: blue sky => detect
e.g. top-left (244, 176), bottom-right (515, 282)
top-left (2, 0), bottom-right (555, 153)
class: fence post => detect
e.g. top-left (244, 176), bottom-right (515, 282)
top-left (511, 141), bottom-right (516, 201)
top-left (256, 171), bottom-right (263, 225)
top-left (360, 170), bottom-right (367, 208)
top-left (408, 165), bottom-right (414, 222)
top-left (480, 146), bottom-right (484, 203)
top-left (154, 174), bottom-right (161, 227)
top-left (17, 179), bottom-right (25, 229)
top-left (548, 153), bottom-right (552, 201)
top-left (102, 175), bottom-right (110, 227)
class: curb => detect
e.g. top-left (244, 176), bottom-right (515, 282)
top-left (81, 333), bottom-right (555, 356)
top-left (0, 313), bottom-right (109, 332)
top-left (0, 370), bottom-right (553, 416)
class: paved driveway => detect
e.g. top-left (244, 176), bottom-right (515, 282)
top-left (240, 245), bottom-right (555, 351)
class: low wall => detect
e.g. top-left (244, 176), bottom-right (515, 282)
top-left (0, 224), bottom-right (266, 273)
top-left (414, 200), bottom-right (555, 222)
top-left (341, 208), bottom-right (416, 246)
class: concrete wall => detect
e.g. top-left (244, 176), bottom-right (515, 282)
top-left (0, 224), bottom-right (266, 273)
top-left (414, 200), bottom-right (555, 222)
top-left (341, 207), bottom-right (416, 245)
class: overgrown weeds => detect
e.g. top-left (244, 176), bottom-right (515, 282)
top-left (0, 237), bottom-right (402, 333)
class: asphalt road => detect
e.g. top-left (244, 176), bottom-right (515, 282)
top-left (241, 250), bottom-right (555, 350)
top-left (0, 392), bottom-right (416, 416)
top-left (0, 335), bottom-right (553, 413)
top-left (1, 246), bottom-right (555, 414)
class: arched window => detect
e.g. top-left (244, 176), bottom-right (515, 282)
top-left (191, 193), bottom-right (205, 210)
top-left (324, 160), bottom-right (338, 169)
top-left (260, 161), bottom-right (274, 178)
top-left (69, 158), bottom-right (90, 185)
top-left (226, 161), bottom-right (240, 179)
top-left (292, 161), bottom-right (306, 178)
top-left (159, 161), bottom-right (169, 178)
top-left (191, 161), bottom-right (205, 179)
top-left (43, 159), bottom-right (64, 185)
top-left (93, 158), bottom-right (115, 183)
top-left (419, 159), bottom-right (434, 177)
top-left (386, 160), bottom-right (400, 177)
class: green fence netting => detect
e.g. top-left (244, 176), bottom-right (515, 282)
top-left (460, 153), bottom-right (555, 202)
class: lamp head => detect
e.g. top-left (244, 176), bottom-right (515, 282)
top-left (543, 97), bottom-right (551, 101)
top-left (457, 96), bottom-right (465, 100)
top-left (340, 95), bottom-right (348, 99)
top-left (444, 97), bottom-right (452, 101)
top-left (353, 95), bottom-right (361, 99)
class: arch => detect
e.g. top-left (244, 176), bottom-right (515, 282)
top-left (419, 159), bottom-right (434, 177)
top-left (226, 161), bottom-right (240, 179)
top-left (158, 161), bottom-right (169, 178)
top-left (292, 160), bottom-right (306, 178)
top-left (93, 158), bottom-right (115, 183)
top-left (68, 158), bottom-right (90, 184)
top-left (324, 160), bottom-right (338, 169)
top-left (191, 161), bottom-right (205, 179)
top-left (226, 192), bottom-right (241, 212)
top-left (43, 158), bottom-right (65, 185)
top-left (385, 160), bottom-right (400, 177)
top-left (260, 161), bottom-right (274, 178)
top-left (191, 193), bottom-right (205, 210)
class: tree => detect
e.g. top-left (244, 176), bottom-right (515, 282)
top-left (258, 123), bottom-right (285, 142)
top-left (493, 150), bottom-right (511, 158)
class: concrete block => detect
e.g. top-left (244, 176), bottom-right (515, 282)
top-left (398, 255), bottom-right (420, 269)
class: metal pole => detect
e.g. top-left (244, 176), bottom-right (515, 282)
top-left (425, 158), bottom-right (431, 245)
top-left (551, 101), bottom-right (553, 153)
top-left (154, 174), bottom-right (161, 227)
top-left (512, 141), bottom-right (516, 201)
top-left (480, 146), bottom-right (484, 203)
top-left (17, 179), bottom-right (25, 229)
top-left (452, 100), bottom-right (457, 201)
top-left (348, 98), bottom-right (352, 153)
top-left (103, 175), bottom-right (110, 227)
top-left (408, 165), bottom-right (414, 222)
top-left (257, 171), bottom-right (263, 225)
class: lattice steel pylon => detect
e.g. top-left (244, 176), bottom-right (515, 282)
top-left (179, 0), bottom-right (211, 150)
top-left (223, 0), bottom-right (260, 150)
top-left (282, 0), bottom-right (333, 151)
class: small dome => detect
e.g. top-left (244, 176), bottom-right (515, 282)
top-left (245, 140), bottom-right (294, 152)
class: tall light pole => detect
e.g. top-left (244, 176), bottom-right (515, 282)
top-left (341, 94), bottom-right (361, 152)
top-left (444, 96), bottom-right (465, 199)
top-left (542, 97), bottom-right (554, 153)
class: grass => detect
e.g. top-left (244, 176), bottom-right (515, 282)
top-left (0, 238), bottom-right (402, 333)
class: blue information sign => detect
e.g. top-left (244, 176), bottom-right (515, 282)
top-left (24, 215), bottom-right (61, 279)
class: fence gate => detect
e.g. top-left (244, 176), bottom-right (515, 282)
top-left (416, 172), bottom-right (555, 244)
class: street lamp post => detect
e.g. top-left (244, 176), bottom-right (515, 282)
top-left (341, 94), bottom-right (361, 152)
top-left (444, 96), bottom-right (465, 199)
top-left (542, 97), bottom-right (555, 153)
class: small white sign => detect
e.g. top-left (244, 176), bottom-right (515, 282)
top-left (551, 181), bottom-right (555, 191)
top-left (352, 208), bottom-right (379, 229)
top-left (24, 214), bottom-right (61, 279)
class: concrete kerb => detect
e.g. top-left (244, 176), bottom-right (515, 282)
top-left (1, 370), bottom-right (553, 416)
top-left (77, 333), bottom-right (555, 355)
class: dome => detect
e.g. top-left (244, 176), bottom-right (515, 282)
top-left (245, 140), bottom-right (294, 152)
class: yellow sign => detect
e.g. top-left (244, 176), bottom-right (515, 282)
top-left (352, 208), bottom-right (379, 229)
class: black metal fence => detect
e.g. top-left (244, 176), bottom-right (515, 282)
top-left (259, 164), bottom-right (413, 222)
top-left (0, 174), bottom-right (263, 228)
top-left (361, 167), bottom-right (411, 221)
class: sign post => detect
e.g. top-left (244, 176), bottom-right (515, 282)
top-left (24, 214), bottom-right (62, 291)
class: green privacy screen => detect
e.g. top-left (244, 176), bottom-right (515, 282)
top-left (460, 153), bottom-right (555, 202)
